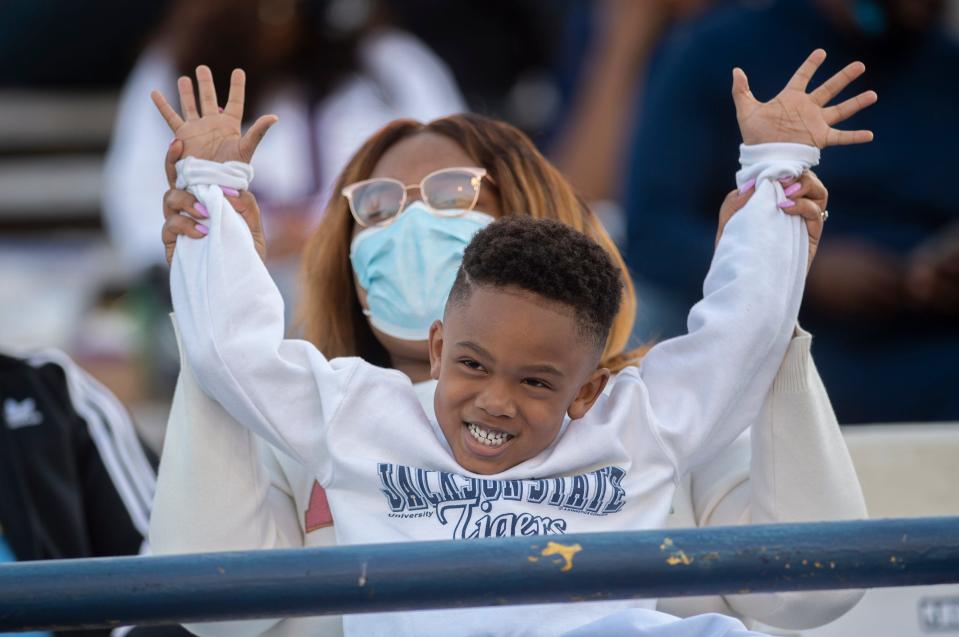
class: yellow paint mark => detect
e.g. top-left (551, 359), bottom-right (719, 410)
top-left (890, 556), bottom-right (898, 564)
top-left (659, 537), bottom-right (674, 551)
top-left (528, 556), bottom-right (539, 563)
top-left (666, 550), bottom-right (694, 566)
top-left (814, 561), bottom-right (823, 569)
top-left (541, 541), bottom-right (582, 573)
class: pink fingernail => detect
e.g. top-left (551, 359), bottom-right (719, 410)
top-left (738, 178), bottom-right (756, 194)
top-left (194, 202), bottom-right (209, 217)
top-left (779, 199), bottom-right (796, 209)
top-left (784, 183), bottom-right (801, 196)
top-left (196, 224), bottom-right (209, 235)
top-left (220, 186), bottom-right (240, 197)
top-left (218, 107), bottom-right (224, 113)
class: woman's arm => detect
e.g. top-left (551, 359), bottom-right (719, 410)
top-left (708, 327), bottom-right (867, 629)
top-left (151, 320), bottom-right (304, 637)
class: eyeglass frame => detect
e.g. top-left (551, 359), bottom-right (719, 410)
top-left (341, 166), bottom-right (493, 228)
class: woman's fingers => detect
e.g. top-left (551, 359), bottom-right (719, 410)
top-left (164, 212), bottom-right (208, 239)
top-left (225, 188), bottom-right (257, 214)
top-left (162, 212), bottom-right (209, 265)
top-left (783, 198), bottom-right (825, 269)
top-left (195, 65), bottom-right (219, 116)
top-left (162, 213), bottom-right (208, 266)
top-left (824, 90), bottom-right (878, 126)
top-left (163, 188), bottom-right (204, 221)
top-left (783, 197), bottom-right (824, 228)
top-left (798, 170), bottom-right (828, 209)
top-left (786, 48), bottom-right (826, 92)
top-left (224, 68), bottom-right (246, 120)
top-left (151, 91), bottom-right (184, 132)
top-left (177, 76), bottom-right (199, 120)
top-left (239, 114), bottom-right (279, 162)
top-left (811, 60), bottom-right (865, 105)
top-left (781, 171), bottom-right (828, 209)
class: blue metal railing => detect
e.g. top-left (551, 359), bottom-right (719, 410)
top-left (1, 517), bottom-right (958, 632)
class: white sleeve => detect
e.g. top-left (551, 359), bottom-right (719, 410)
top-left (169, 157), bottom-right (362, 480)
top-left (717, 327), bottom-right (867, 629)
top-left (638, 143), bottom-right (818, 478)
top-left (150, 317), bottom-right (294, 637)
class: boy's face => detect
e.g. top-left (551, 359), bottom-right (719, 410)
top-left (428, 285), bottom-right (609, 475)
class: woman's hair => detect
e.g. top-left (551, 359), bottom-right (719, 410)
top-left (298, 113), bottom-right (642, 372)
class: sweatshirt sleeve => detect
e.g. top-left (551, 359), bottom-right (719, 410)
top-left (169, 157), bottom-right (361, 481)
top-left (637, 143), bottom-right (818, 478)
top-left (716, 326), bottom-right (867, 629)
top-left (151, 316), bottom-right (298, 637)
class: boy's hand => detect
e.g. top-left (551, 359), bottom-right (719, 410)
top-left (151, 66), bottom-right (277, 163)
top-left (733, 49), bottom-right (877, 148)
top-left (160, 138), bottom-right (268, 265)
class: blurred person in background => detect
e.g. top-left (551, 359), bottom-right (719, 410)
top-left (386, 0), bottom-right (561, 139)
top-left (472, 0), bottom-right (730, 246)
top-left (549, 0), bottom-right (722, 207)
top-left (0, 348), bottom-right (186, 637)
top-left (103, 0), bottom-right (464, 301)
top-left (623, 0), bottom-right (959, 424)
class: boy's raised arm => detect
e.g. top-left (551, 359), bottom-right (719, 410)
top-left (153, 68), bottom-right (358, 478)
top-left (636, 50), bottom-right (875, 477)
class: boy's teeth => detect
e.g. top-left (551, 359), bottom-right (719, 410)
top-left (467, 422), bottom-right (512, 447)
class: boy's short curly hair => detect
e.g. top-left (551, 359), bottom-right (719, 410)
top-left (448, 216), bottom-right (623, 349)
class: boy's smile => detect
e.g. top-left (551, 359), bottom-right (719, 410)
top-left (429, 285), bottom-right (609, 475)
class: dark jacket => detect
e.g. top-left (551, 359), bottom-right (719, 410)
top-left (0, 350), bottom-right (157, 636)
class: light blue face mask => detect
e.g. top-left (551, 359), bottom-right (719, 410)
top-left (350, 202), bottom-right (494, 341)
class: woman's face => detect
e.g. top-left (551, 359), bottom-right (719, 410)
top-left (351, 132), bottom-right (505, 363)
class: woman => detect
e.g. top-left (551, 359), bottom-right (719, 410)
top-left (150, 67), bottom-right (865, 637)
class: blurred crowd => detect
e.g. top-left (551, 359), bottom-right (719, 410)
top-left (0, 3), bottom-right (957, 632)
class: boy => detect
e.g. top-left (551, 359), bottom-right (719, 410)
top-left (159, 50), bottom-right (874, 636)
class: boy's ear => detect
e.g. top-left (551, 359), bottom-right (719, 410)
top-left (428, 320), bottom-right (444, 380)
top-left (567, 367), bottom-right (610, 420)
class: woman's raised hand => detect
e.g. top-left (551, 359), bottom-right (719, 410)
top-left (732, 49), bottom-right (877, 148)
top-left (151, 66), bottom-right (277, 163)
top-left (159, 135), bottom-right (267, 266)
top-left (716, 171), bottom-right (828, 271)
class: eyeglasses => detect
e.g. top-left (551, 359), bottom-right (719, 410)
top-left (342, 166), bottom-right (492, 228)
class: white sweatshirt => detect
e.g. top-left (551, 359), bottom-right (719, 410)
top-left (162, 145), bottom-right (816, 637)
